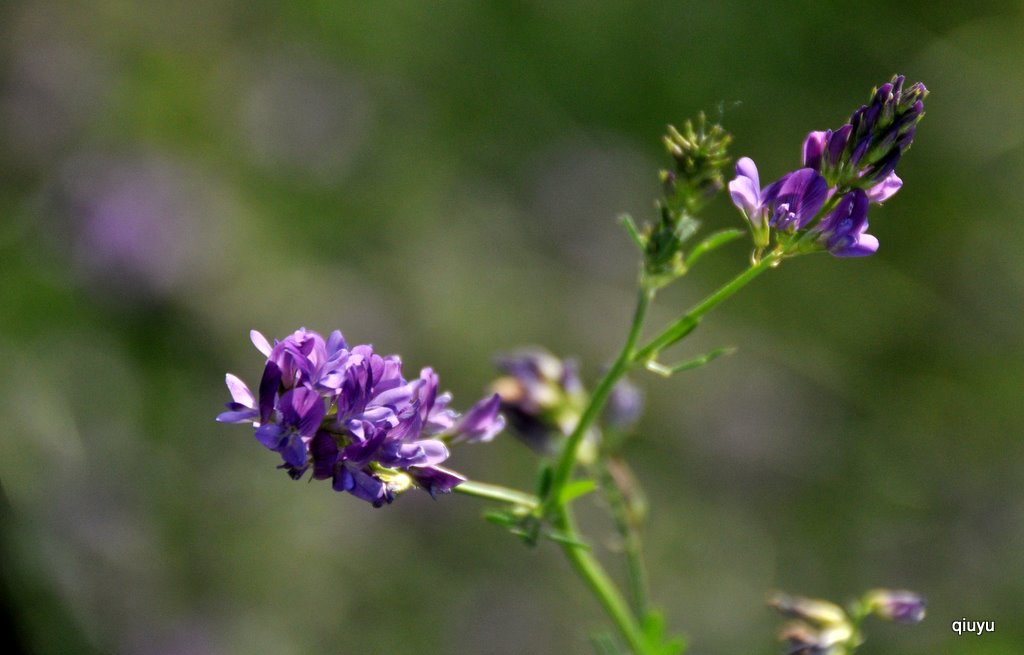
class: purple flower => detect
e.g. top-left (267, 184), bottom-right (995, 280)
top-left (253, 386), bottom-right (325, 468)
top-left (763, 168), bottom-right (829, 231)
top-left (728, 157), bottom-right (767, 231)
top-left (218, 328), bottom-right (504, 505)
top-left (449, 393), bottom-right (506, 444)
top-left (812, 189), bottom-right (878, 257)
top-left (728, 159), bottom-right (828, 241)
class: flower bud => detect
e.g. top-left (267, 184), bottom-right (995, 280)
top-left (863, 589), bottom-right (926, 624)
top-left (769, 593), bottom-right (849, 627)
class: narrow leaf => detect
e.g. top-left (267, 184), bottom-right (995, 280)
top-left (686, 228), bottom-right (744, 267)
top-left (559, 479), bottom-right (597, 505)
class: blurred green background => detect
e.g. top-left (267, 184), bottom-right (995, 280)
top-left (2, 1), bottom-right (1022, 653)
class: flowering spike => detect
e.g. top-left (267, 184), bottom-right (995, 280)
top-left (728, 75), bottom-right (924, 258)
top-left (218, 328), bottom-right (504, 504)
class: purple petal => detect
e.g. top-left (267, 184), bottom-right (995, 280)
top-left (337, 465), bottom-right (389, 506)
top-left (408, 465), bottom-right (466, 498)
top-left (280, 434), bottom-right (308, 468)
top-left (384, 439), bottom-right (449, 467)
top-left (311, 431), bottom-right (339, 480)
top-left (326, 330), bottom-right (347, 354)
top-left (735, 157), bottom-right (760, 189)
top-left (728, 176), bottom-right (762, 220)
top-left (255, 423), bottom-right (287, 450)
top-left (866, 172), bottom-right (902, 203)
top-left (451, 393), bottom-right (505, 444)
top-left (258, 361), bottom-right (281, 423)
top-left (833, 233), bottom-right (878, 257)
top-left (826, 124), bottom-right (851, 167)
top-left (281, 386), bottom-right (325, 437)
top-left (802, 131), bottom-right (828, 170)
top-left (216, 408), bottom-right (258, 423)
top-left (387, 406), bottom-right (424, 441)
top-left (773, 168), bottom-right (828, 229)
top-left (368, 378), bottom-right (420, 409)
top-left (250, 330), bottom-right (272, 357)
top-left (225, 373), bottom-right (255, 407)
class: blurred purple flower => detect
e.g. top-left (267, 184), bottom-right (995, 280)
top-left (218, 328), bottom-right (503, 506)
top-left (605, 377), bottom-right (643, 431)
top-left (48, 153), bottom-right (225, 299)
top-left (491, 348), bottom-right (588, 454)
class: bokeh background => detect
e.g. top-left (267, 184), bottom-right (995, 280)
top-left (2, 1), bottom-right (1022, 653)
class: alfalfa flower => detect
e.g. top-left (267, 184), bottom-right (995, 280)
top-left (729, 75), bottom-right (925, 259)
top-left (217, 328), bottom-right (504, 506)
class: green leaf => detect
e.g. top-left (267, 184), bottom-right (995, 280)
top-left (619, 214), bottom-right (645, 252)
top-left (645, 345), bottom-right (735, 378)
top-left (640, 610), bottom-right (687, 655)
top-left (482, 510), bottom-right (517, 527)
top-left (559, 479), bottom-right (597, 505)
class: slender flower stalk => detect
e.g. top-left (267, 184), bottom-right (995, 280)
top-left (453, 480), bottom-right (539, 509)
top-left (551, 504), bottom-right (650, 655)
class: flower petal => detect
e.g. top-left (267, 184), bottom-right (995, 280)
top-left (451, 393), bottom-right (505, 444)
top-left (225, 373), bottom-right (254, 407)
top-left (866, 172), bottom-right (902, 203)
top-left (250, 330), bottom-right (272, 357)
top-left (802, 131), bottom-right (828, 170)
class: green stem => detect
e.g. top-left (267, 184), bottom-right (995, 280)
top-left (542, 285), bottom-right (654, 517)
top-left (633, 250), bottom-right (781, 363)
top-left (552, 504), bottom-right (649, 655)
top-left (454, 480), bottom-right (539, 509)
top-left (596, 456), bottom-right (650, 619)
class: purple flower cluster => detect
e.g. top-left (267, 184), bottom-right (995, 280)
top-left (729, 75), bottom-right (926, 257)
top-left (218, 328), bottom-right (505, 506)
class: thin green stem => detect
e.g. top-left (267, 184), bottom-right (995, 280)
top-left (542, 285), bottom-right (654, 517)
top-left (454, 480), bottom-right (539, 509)
top-left (595, 456), bottom-right (650, 619)
top-left (633, 250), bottom-right (781, 364)
top-left (552, 504), bottom-right (649, 655)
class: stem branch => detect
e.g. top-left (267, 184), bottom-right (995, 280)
top-left (454, 480), bottom-right (539, 509)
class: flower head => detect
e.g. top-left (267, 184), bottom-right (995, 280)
top-left (218, 328), bottom-right (504, 506)
top-left (729, 75), bottom-right (925, 259)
